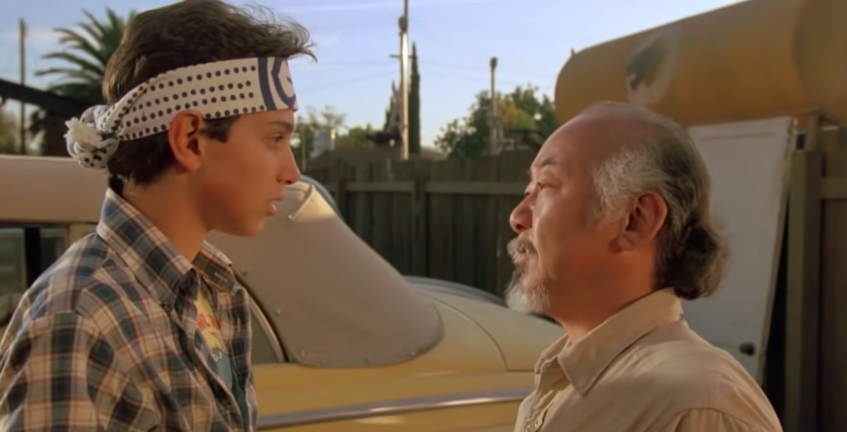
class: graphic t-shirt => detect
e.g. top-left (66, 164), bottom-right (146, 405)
top-left (195, 288), bottom-right (248, 427)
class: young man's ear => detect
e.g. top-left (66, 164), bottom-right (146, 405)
top-left (168, 111), bottom-right (207, 172)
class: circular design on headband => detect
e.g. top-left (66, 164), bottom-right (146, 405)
top-left (64, 57), bottom-right (298, 170)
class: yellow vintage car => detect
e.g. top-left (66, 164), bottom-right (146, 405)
top-left (0, 155), bottom-right (561, 432)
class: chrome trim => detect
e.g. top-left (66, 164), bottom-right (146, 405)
top-left (257, 387), bottom-right (531, 430)
top-left (249, 298), bottom-right (285, 363)
top-left (238, 274), bottom-right (286, 363)
top-left (300, 175), bottom-right (340, 216)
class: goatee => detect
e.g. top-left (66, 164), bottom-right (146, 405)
top-left (504, 237), bottom-right (550, 314)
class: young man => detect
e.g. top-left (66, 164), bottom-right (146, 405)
top-left (507, 102), bottom-right (782, 431)
top-left (0, 1), bottom-right (311, 430)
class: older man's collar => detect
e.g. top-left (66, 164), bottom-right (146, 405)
top-left (556, 288), bottom-right (683, 396)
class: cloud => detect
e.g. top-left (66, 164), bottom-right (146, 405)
top-left (284, 0), bottom-right (507, 14)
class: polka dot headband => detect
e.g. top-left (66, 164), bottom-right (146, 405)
top-left (65, 57), bottom-right (298, 170)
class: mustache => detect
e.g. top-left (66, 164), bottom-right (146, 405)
top-left (507, 237), bottom-right (536, 261)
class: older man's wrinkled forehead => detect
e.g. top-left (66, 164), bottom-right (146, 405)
top-left (531, 104), bottom-right (655, 177)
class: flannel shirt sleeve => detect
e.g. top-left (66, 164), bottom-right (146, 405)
top-left (0, 312), bottom-right (158, 432)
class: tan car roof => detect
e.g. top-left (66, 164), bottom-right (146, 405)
top-left (0, 155), bottom-right (443, 367)
top-left (0, 155), bottom-right (105, 223)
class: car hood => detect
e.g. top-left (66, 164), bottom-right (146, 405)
top-left (415, 289), bottom-right (562, 371)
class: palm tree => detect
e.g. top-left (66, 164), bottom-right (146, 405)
top-left (30, 8), bottom-right (134, 156)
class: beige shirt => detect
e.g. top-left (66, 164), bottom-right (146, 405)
top-left (515, 289), bottom-right (782, 432)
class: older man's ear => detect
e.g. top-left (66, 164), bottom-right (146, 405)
top-left (616, 191), bottom-right (668, 251)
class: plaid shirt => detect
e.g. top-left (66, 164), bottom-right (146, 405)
top-left (0, 189), bottom-right (257, 431)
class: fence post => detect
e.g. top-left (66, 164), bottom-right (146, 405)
top-left (784, 149), bottom-right (822, 432)
top-left (330, 161), bottom-right (351, 223)
top-left (335, 178), bottom-right (348, 221)
top-left (410, 179), bottom-right (428, 276)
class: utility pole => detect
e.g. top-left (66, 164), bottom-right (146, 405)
top-left (18, 19), bottom-right (26, 155)
top-left (398, 0), bottom-right (410, 160)
top-left (489, 56), bottom-right (498, 155)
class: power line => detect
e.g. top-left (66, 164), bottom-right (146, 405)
top-left (285, 0), bottom-right (509, 14)
top-left (304, 19), bottom-right (397, 32)
top-left (291, 58), bottom-right (552, 81)
top-left (423, 122), bottom-right (451, 131)
top-left (423, 60), bottom-right (549, 77)
top-left (298, 71), bottom-right (397, 93)
top-left (422, 69), bottom-right (552, 90)
top-left (418, 62), bottom-right (551, 82)
top-left (291, 59), bottom-right (395, 67)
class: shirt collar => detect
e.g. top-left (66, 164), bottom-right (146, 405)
top-left (96, 188), bottom-right (238, 307)
top-left (535, 288), bottom-right (683, 396)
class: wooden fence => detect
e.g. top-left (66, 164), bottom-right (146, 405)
top-left (783, 127), bottom-right (847, 432)
top-left (307, 152), bottom-right (535, 296)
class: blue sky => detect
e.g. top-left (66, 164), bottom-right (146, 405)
top-left (0, 0), bottom-right (741, 147)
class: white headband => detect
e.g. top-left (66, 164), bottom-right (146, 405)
top-left (65, 57), bottom-right (298, 170)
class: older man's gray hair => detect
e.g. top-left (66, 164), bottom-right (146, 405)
top-left (586, 101), bottom-right (728, 300)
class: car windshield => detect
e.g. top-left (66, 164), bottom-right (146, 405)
top-left (208, 181), bottom-right (443, 368)
top-left (299, 175), bottom-right (340, 217)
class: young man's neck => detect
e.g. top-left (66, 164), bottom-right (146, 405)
top-left (121, 179), bottom-right (208, 262)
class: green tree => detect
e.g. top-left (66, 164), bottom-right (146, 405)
top-left (0, 110), bottom-right (20, 154)
top-left (336, 125), bottom-right (378, 148)
top-left (376, 44), bottom-right (421, 153)
top-left (408, 42), bottom-right (421, 156)
top-left (433, 118), bottom-right (479, 158)
top-left (31, 8), bottom-right (135, 155)
top-left (382, 82), bottom-right (397, 132)
top-left (295, 105), bottom-right (375, 156)
top-left (508, 86), bottom-right (558, 137)
top-left (295, 105), bottom-right (346, 156)
top-left (434, 85), bottom-right (556, 158)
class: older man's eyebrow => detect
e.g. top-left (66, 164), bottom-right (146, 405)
top-left (527, 156), bottom-right (559, 178)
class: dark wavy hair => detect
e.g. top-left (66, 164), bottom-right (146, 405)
top-left (102, 0), bottom-right (315, 194)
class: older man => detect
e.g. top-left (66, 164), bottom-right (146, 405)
top-left (508, 102), bottom-right (782, 432)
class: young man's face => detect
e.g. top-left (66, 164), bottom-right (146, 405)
top-left (195, 109), bottom-right (300, 236)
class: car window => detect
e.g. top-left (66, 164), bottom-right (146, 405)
top-left (0, 228), bottom-right (26, 300)
top-left (0, 226), bottom-right (68, 328)
top-left (0, 225), bottom-right (283, 365)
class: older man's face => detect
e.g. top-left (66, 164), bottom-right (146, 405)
top-left (506, 114), bottom-right (621, 314)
